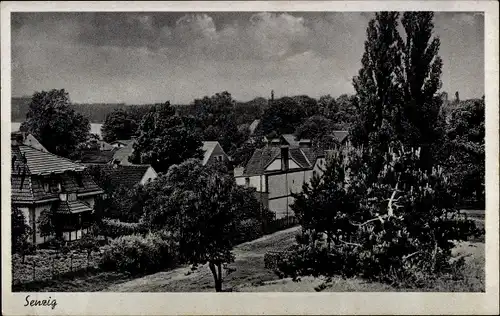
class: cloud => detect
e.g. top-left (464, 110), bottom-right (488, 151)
top-left (11, 12), bottom-right (484, 104)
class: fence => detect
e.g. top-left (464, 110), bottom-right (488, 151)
top-left (12, 250), bottom-right (101, 285)
top-left (263, 216), bottom-right (298, 234)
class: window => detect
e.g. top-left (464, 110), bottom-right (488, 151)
top-left (68, 193), bottom-right (77, 201)
top-left (245, 177), bottom-right (250, 187)
top-left (43, 182), bottom-right (50, 192)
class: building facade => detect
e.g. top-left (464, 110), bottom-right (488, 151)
top-left (234, 138), bottom-right (326, 219)
top-left (11, 133), bottom-right (103, 244)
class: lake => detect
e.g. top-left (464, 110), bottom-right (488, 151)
top-left (11, 122), bottom-right (103, 137)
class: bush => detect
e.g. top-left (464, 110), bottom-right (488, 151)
top-left (98, 232), bottom-right (178, 275)
top-left (98, 219), bottom-right (148, 238)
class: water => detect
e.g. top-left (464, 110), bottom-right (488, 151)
top-left (11, 122), bottom-right (103, 137)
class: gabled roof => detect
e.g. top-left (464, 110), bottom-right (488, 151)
top-left (202, 141), bottom-right (227, 165)
top-left (329, 131), bottom-right (349, 144)
top-left (90, 164), bottom-right (155, 189)
top-left (281, 134), bottom-right (300, 147)
top-left (11, 132), bottom-right (48, 152)
top-left (243, 147), bottom-right (281, 176)
top-left (112, 139), bottom-right (136, 165)
top-left (80, 149), bottom-right (117, 164)
top-left (249, 119), bottom-right (261, 135)
top-left (242, 146), bottom-right (325, 176)
top-left (110, 139), bottom-right (135, 146)
top-left (12, 145), bottom-right (85, 175)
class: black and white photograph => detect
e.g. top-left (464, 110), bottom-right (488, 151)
top-left (1, 1), bottom-right (498, 315)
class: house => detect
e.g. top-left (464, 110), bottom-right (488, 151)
top-left (109, 139), bottom-right (135, 148)
top-left (91, 164), bottom-right (158, 189)
top-left (327, 130), bottom-right (350, 146)
top-left (202, 141), bottom-right (230, 166)
top-left (249, 119), bottom-right (261, 136)
top-left (79, 148), bottom-right (118, 164)
top-left (111, 139), bottom-right (137, 165)
top-left (11, 132), bottom-right (48, 153)
top-left (234, 140), bottom-right (326, 219)
top-left (11, 133), bottom-right (104, 244)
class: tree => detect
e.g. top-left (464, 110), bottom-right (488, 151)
top-left (110, 184), bottom-right (147, 222)
top-left (37, 209), bottom-right (57, 239)
top-left (130, 102), bottom-right (204, 173)
top-left (193, 91), bottom-right (247, 155)
top-left (261, 96), bottom-right (306, 136)
top-left (293, 95), bottom-right (320, 118)
top-left (101, 109), bottom-right (138, 143)
top-left (12, 206), bottom-right (33, 262)
top-left (351, 12), bottom-right (402, 152)
top-left (278, 144), bottom-right (479, 285)
top-left (71, 233), bottom-right (100, 269)
top-left (142, 159), bottom-right (255, 292)
top-left (294, 115), bottom-right (337, 148)
top-left (20, 89), bottom-right (90, 157)
top-left (443, 98), bottom-right (485, 207)
top-left (397, 12), bottom-right (445, 167)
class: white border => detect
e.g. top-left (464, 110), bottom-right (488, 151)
top-left (1, 1), bottom-right (499, 315)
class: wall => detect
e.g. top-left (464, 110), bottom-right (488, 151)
top-left (80, 196), bottom-right (96, 209)
top-left (265, 159), bottom-right (301, 172)
top-left (249, 175), bottom-right (266, 192)
top-left (268, 196), bottom-right (296, 219)
top-left (267, 170), bottom-right (306, 199)
top-left (140, 167), bottom-right (158, 185)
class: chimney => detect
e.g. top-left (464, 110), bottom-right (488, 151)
top-left (281, 146), bottom-right (289, 171)
top-left (11, 132), bottom-right (25, 146)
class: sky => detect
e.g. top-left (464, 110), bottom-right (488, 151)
top-left (11, 11), bottom-right (484, 104)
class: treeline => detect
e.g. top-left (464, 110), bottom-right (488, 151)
top-left (11, 96), bottom-right (267, 125)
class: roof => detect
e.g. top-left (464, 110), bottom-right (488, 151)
top-left (249, 119), bottom-right (261, 135)
top-left (281, 134), bottom-right (300, 147)
top-left (280, 134), bottom-right (311, 147)
top-left (11, 132), bottom-right (48, 153)
top-left (97, 140), bottom-right (115, 151)
top-left (80, 149), bottom-right (117, 164)
top-left (111, 139), bottom-right (135, 146)
top-left (112, 140), bottom-right (136, 165)
top-left (56, 200), bottom-right (93, 214)
top-left (11, 167), bottom-right (103, 204)
top-left (242, 146), bottom-right (325, 176)
top-left (329, 131), bottom-right (349, 144)
top-left (11, 145), bottom-right (102, 204)
top-left (91, 164), bottom-right (154, 189)
top-left (202, 141), bottom-right (227, 165)
top-left (243, 147), bottom-right (280, 176)
top-left (12, 145), bottom-right (85, 175)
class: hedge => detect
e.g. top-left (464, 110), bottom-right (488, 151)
top-left (98, 232), bottom-right (178, 275)
top-left (98, 219), bottom-right (148, 238)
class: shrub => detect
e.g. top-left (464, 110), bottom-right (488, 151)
top-left (98, 232), bottom-right (178, 275)
top-left (98, 219), bottom-right (148, 238)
